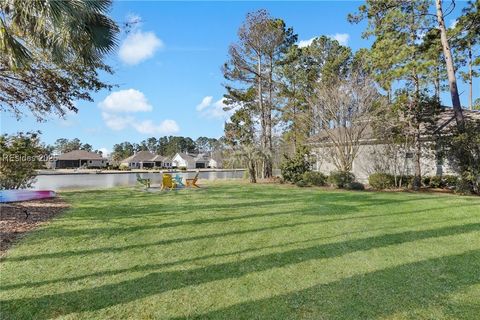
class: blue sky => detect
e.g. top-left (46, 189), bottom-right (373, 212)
top-left (2, 1), bottom-right (476, 154)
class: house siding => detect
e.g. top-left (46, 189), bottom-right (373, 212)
top-left (312, 143), bottom-right (456, 183)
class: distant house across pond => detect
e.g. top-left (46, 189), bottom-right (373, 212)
top-left (172, 152), bottom-right (223, 169)
top-left (49, 150), bottom-right (108, 169)
top-left (120, 151), bottom-right (172, 169)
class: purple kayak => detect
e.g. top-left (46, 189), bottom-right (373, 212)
top-left (0, 190), bottom-right (56, 203)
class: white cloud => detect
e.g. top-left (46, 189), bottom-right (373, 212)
top-left (449, 19), bottom-right (458, 29)
top-left (196, 96), bottom-right (233, 120)
top-left (102, 112), bottom-right (134, 131)
top-left (328, 33), bottom-right (350, 46)
top-left (132, 119), bottom-right (179, 135)
top-left (100, 88), bottom-right (179, 135)
top-left (99, 89), bottom-right (152, 113)
top-left (297, 33), bottom-right (350, 48)
top-left (196, 96), bottom-right (213, 111)
top-left (298, 38), bottom-right (315, 48)
top-left (101, 112), bottom-right (179, 135)
top-left (119, 31), bottom-right (163, 65)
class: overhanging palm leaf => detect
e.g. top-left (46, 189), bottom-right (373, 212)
top-left (0, 0), bottom-right (118, 69)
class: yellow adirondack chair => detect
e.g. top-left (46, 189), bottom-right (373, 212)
top-left (186, 171), bottom-right (200, 188)
top-left (161, 173), bottom-right (177, 190)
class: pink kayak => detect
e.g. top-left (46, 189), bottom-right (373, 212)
top-left (0, 190), bottom-right (56, 203)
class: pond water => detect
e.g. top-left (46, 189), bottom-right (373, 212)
top-left (32, 170), bottom-right (246, 190)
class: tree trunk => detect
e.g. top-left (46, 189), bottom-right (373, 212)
top-left (468, 45), bottom-right (473, 110)
top-left (413, 130), bottom-right (422, 191)
top-left (435, 0), bottom-right (464, 128)
top-left (248, 160), bottom-right (257, 183)
top-left (434, 63), bottom-right (440, 103)
top-left (292, 79), bottom-right (297, 154)
top-left (257, 55), bottom-right (267, 178)
top-left (263, 57), bottom-right (274, 179)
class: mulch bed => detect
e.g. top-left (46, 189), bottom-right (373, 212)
top-left (0, 197), bottom-right (69, 257)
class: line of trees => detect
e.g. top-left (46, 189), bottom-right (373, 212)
top-left (223, 2), bottom-right (479, 192)
top-left (111, 136), bottom-right (224, 161)
top-left (42, 136), bottom-right (225, 162)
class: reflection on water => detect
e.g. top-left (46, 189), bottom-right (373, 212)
top-left (32, 170), bottom-right (246, 190)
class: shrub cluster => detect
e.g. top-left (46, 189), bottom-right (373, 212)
top-left (438, 120), bottom-right (480, 194)
top-left (118, 164), bottom-right (130, 171)
top-left (302, 172), bottom-right (328, 186)
top-left (368, 173), bottom-right (395, 190)
top-left (367, 173), bottom-right (417, 189)
top-left (280, 147), bottom-right (311, 183)
top-left (424, 175), bottom-right (458, 189)
top-left (328, 171), bottom-right (355, 189)
top-left (345, 181), bottom-right (365, 190)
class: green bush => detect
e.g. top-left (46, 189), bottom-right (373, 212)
top-left (302, 171), bottom-right (328, 186)
top-left (429, 175), bottom-right (443, 188)
top-left (280, 147), bottom-right (311, 183)
top-left (368, 173), bottom-right (395, 190)
top-left (0, 132), bottom-right (43, 189)
top-left (345, 182), bottom-right (365, 190)
top-left (424, 175), bottom-right (459, 189)
top-left (438, 120), bottom-right (480, 194)
top-left (399, 175), bottom-right (414, 188)
top-left (422, 176), bottom-right (431, 187)
top-left (295, 180), bottom-right (308, 187)
top-left (455, 177), bottom-right (473, 195)
top-left (179, 166), bottom-right (187, 171)
top-left (443, 175), bottom-right (458, 188)
top-left (119, 163), bottom-right (130, 171)
top-left (328, 171), bottom-right (355, 189)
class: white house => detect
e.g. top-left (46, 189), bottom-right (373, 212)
top-left (208, 155), bottom-right (223, 169)
top-left (172, 153), bottom-right (196, 169)
top-left (194, 153), bottom-right (210, 169)
top-left (172, 153), bottom-right (223, 169)
top-left (121, 151), bottom-right (172, 169)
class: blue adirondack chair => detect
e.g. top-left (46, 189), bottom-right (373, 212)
top-left (173, 174), bottom-right (185, 188)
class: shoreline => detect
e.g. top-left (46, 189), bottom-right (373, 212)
top-left (36, 168), bottom-right (246, 176)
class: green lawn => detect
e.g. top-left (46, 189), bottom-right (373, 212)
top-left (1, 182), bottom-right (479, 319)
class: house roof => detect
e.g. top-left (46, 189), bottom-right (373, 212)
top-left (209, 156), bottom-right (223, 163)
top-left (57, 150), bottom-right (104, 160)
top-left (434, 109), bottom-right (480, 133)
top-left (121, 151), bottom-right (156, 163)
top-left (194, 153), bottom-right (210, 161)
top-left (151, 155), bottom-right (166, 162)
top-left (121, 151), bottom-right (173, 163)
top-left (175, 153), bottom-right (195, 162)
top-left (308, 108), bottom-right (480, 146)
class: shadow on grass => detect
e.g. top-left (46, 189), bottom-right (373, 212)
top-left (60, 186), bottom-right (441, 219)
top-left (5, 203), bottom-right (475, 262)
top-left (1, 217), bottom-right (475, 291)
top-left (27, 190), bottom-right (479, 243)
top-left (172, 250), bottom-right (480, 320)
top-left (1, 223), bottom-right (479, 319)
